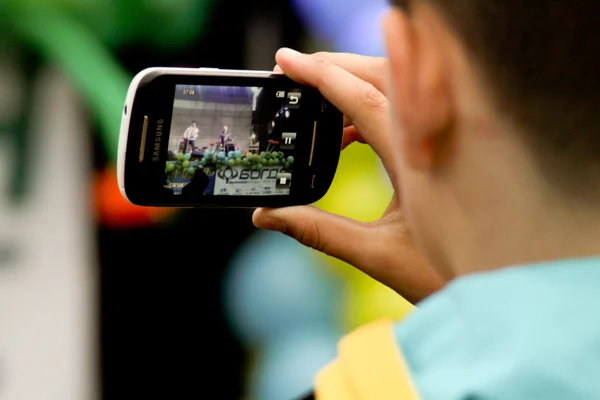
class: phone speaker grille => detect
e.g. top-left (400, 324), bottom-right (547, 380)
top-left (139, 116), bottom-right (149, 162)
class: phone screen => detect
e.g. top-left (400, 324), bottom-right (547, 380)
top-left (121, 70), bottom-right (344, 208)
top-left (164, 84), bottom-right (301, 197)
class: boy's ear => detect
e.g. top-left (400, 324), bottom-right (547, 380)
top-left (383, 6), bottom-right (455, 171)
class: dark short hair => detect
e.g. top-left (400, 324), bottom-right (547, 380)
top-left (191, 121), bottom-right (197, 124)
top-left (392, 0), bottom-right (600, 199)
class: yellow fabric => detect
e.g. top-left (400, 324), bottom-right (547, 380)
top-left (315, 320), bottom-right (420, 400)
top-left (315, 361), bottom-right (360, 400)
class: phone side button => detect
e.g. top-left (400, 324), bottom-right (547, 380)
top-left (311, 175), bottom-right (316, 189)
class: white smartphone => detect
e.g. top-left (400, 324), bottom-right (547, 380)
top-left (117, 67), bottom-right (344, 208)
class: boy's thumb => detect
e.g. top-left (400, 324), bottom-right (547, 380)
top-left (252, 206), bottom-right (372, 262)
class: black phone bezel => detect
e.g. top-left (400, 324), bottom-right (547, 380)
top-left (123, 72), bottom-right (343, 208)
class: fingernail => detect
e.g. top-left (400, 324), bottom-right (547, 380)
top-left (279, 47), bottom-right (302, 57)
top-left (254, 209), bottom-right (285, 232)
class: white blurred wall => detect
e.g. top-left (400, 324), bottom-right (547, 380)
top-left (0, 63), bottom-right (97, 400)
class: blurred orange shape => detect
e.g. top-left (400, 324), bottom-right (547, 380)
top-left (94, 166), bottom-right (177, 228)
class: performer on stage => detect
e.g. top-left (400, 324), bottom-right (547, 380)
top-left (180, 121), bottom-right (199, 154)
top-left (217, 125), bottom-right (234, 153)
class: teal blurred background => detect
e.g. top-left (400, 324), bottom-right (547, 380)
top-left (0, 1), bottom-right (412, 399)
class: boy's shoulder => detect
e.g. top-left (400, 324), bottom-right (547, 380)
top-left (395, 256), bottom-right (600, 399)
top-left (315, 257), bottom-right (600, 399)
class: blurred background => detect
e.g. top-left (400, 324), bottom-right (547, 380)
top-left (0, 0), bottom-right (414, 399)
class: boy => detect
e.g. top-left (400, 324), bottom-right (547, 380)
top-left (253, 0), bottom-right (600, 398)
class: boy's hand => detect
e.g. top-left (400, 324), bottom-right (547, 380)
top-left (253, 49), bottom-right (445, 304)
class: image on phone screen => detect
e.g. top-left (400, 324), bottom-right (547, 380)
top-left (163, 85), bottom-right (299, 197)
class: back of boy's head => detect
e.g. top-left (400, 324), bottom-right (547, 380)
top-left (393, 0), bottom-right (600, 198)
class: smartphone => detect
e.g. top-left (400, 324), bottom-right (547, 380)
top-left (117, 67), bottom-right (344, 208)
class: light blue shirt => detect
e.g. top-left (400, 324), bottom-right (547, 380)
top-left (395, 257), bottom-right (600, 399)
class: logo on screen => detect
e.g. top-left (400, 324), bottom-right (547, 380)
top-left (217, 167), bottom-right (281, 183)
top-left (218, 167), bottom-right (239, 183)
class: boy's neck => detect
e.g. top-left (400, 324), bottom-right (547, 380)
top-left (453, 206), bottom-right (600, 276)
top-left (437, 115), bottom-right (600, 278)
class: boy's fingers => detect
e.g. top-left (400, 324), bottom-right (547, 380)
top-left (304, 52), bottom-right (389, 95)
top-left (252, 206), bottom-right (445, 303)
top-left (342, 126), bottom-right (366, 150)
top-left (276, 51), bottom-right (382, 132)
top-left (253, 206), bottom-right (379, 270)
top-left (274, 52), bottom-right (387, 93)
top-left (275, 48), bottom-right (393, 172)
top-left (276, 61), bottom-right (366, 150)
